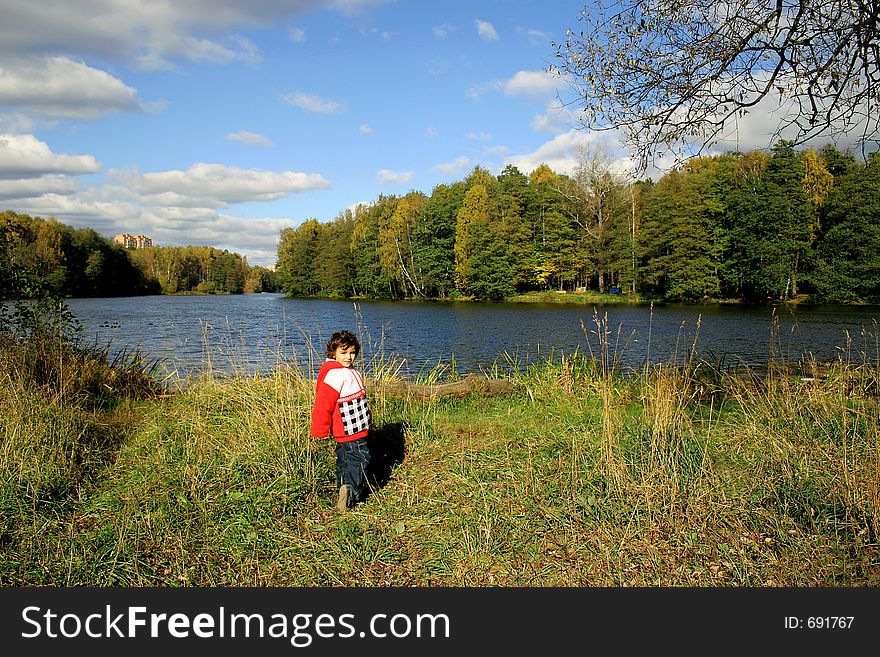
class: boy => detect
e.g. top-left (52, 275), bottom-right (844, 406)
top-left (310, 330), bottom-right (371, 512)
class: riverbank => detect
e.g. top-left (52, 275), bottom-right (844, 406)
top-left (316, 289), bottom-right (641, 304)
top-left (292, 290), bottom-right (865, 306)
top-left (507, 290), bottom-right (640, 304)
top-left (2, 329), bottom-right (878, 586)
top-left (330, 290), bottom-right (639, 304)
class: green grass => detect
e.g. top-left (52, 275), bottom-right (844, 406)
top-left (1, 330), bottom-right (879, 586)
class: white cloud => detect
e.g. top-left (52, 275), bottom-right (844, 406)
top-left (119, 163), bottom-right (330, 207)
top-left (550, 68), bottom-right (877, 175)
top-left (377, 169), bottom-right (413, 185)
top-left (135, 36), bottom-right (262, 71)
top-left (532, 105), bottom-right (577, 134)
top-left (504, 70), bottom-right (559, 97)
top-left (0, 174), bottom-right (78, 200)
top-left (702, 91), bottom-right (864, 156)
top-left (281, 91), bottom-right (345, 114)
top-left (359, 124), bottom-right (373, 135)
top-left (151, 212), bottom-right (293, 264)
top-left (467, 80), bottom-right (503, 101)
top-left (2, 163), bottom-right (333, 267)
top-left (193, 35), bottom-right (261, 65)
top-left (0, 56), bottom-right (142, 120)
top-left (346, 200), bottom-right (371, 214)
top-left (4, 193), bottom-right (138, 229)
top-left (505, 130), bottom-right (640, 179)
top-left (226, 130), bottom-right (276, 147)
top-left (143, 99), bottom-right (170, 115)
top-left (133, 35), bottom-right (261, 70)
top-left (330, 0), bottom-right (393, 16)
top-left (426, 125), bottom-right (439, 138)
top-left (468, 70), bottom-right (561, 104)
top-left (289, 26), bottom-right (307, 43)
top-left (135, 52), bottom-right (177, 72)
top-left (517, 27), bottom-right (552, 44)
top-left (432, 156), bottom-right (471, 176)
top-left (532, 113), bottom-right (559, 133)
top-left (363, 27), bottom-right (393, 40)
top-left (0, 112), bottom-right (35, 133)
top-left (0, 1), bottom-right (390, 70)
top-left (427, 59), bottom-right (449, 76)
top-left (504, 129), bottom-right (594, 176)
top-left (475, 19), bottom-right (499, 41)
top-left (467, 131), bottom-right (492, 142)
top-left (433, 24), bottom-right (456, 39)
top-left (486, 145), bottom-right (509, 156)
top-left (6, 189), bottom-right (293, 266)
top-left (0, 134), bottom-right (100, 179)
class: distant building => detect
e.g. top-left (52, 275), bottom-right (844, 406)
top-left (114, 234), bottom-right (153, 249)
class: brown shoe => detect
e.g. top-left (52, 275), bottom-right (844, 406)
top-left (336, 484), bottom-right (351, 512)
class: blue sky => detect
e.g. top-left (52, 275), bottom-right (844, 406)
top-left (0, 0), bottom-right (845, 268)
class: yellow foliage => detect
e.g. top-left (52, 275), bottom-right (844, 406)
top-left (802, 149), bottom-right (834, 207)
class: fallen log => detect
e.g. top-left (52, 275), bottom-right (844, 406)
top-left (374, 373), bottom-right (515, 400)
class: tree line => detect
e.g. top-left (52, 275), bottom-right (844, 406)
top-left (276, 142), bottom-right (880, 304)
top-left (0, 211), bottom-right (276, 299)
top-left (129, 245), bottom-right (276, 295)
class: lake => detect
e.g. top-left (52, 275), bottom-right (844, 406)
top-left (64, 294), bottom-right (880, 379)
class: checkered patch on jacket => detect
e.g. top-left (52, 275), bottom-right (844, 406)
top-left (339, 396), bottom-right (370, 436)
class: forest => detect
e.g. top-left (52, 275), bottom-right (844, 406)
top-left (276, 142), bottom-right (880, 304)
top-left (0, 210), bottom-right (276, 298)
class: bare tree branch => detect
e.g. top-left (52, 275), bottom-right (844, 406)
top-left (550, 0), bottom-right (880, 170)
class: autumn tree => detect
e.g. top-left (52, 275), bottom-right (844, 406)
top-left (550, 143), bottom-right (629, 292)
top-left (11, 215), bottom-right (67, 295)
top-left (69, 227), bottom-right (151, 296)
top-left (812, 152), bottom-right (880, 302)
top-left (464, 211), bottom-right (516, 300)
top-left (277, 220), bottom-right (323, 297)
top-left (244, 266), bottom-right (276, 294)
top-left (497, 164), bottom-right (536, 290)
top-left (722, 142), bottom-right (814, 300)
top-left (413, 182), bottom-right (464, 297)
top-left (603, 180), bottom-right (647, 294)
top-left (552, 1), bottom-right (880, 169)
top-left (378, 192), bottom-right (427, 297)
top-left (0, 211), bottom-right (39, 298)
top-left (528, 165), bottom-right (584, 290)
top-left (311, 210), bottom-right (356, 296)
top-left (0, 211), bottom-right (153, 297)
top-left (454, 183), bottom-right (489, 293)
top-left (350, 201), bottom-right (386, 298)
top-left (639, 157), bottom-right (724, 301)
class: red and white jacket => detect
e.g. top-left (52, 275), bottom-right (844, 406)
top-left (310, 359), bottom-right (371, 443)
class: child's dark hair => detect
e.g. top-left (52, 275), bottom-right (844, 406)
top-left (326, 330), bottom-right (360, 358)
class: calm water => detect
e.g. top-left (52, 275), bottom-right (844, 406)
top-left (64, 294), bottom-right (880, 379)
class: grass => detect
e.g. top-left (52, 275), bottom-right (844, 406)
top-left (1, 315), bottom-right (879, 586)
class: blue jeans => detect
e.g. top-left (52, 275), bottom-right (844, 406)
top-left (335, 437), bottom-right (371, 502)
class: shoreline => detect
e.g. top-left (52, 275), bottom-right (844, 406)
top-left (284, 291), bottom-right (877, 308)
top-left (12, 290), bottom-right (875, 308)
